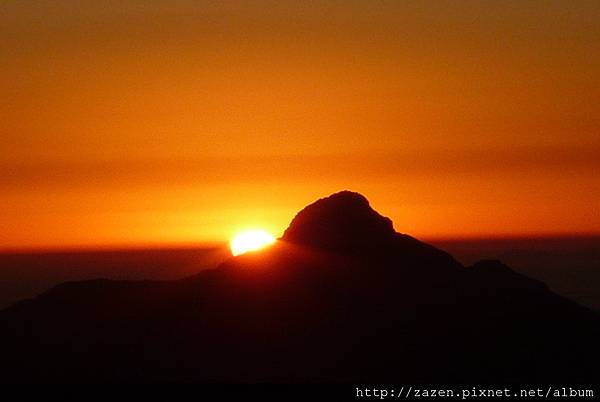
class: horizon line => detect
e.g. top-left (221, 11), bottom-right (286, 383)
top-left (2, 231), bottom-right (600, 254)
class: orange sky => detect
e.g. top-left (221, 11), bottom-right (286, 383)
top-left (1, 1), bottom-right (599, 249)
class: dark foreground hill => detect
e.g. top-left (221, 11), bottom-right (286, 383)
top-left (0, 191), bottom-right (598, 384)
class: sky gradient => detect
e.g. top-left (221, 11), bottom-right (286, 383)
top-left (1, 1), bottom-right (599, 249)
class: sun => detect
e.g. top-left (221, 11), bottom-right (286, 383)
top-left (230, 229), bottom-right (276, 256)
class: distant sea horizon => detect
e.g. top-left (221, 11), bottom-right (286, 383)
top-left (1, 234), bottom-right (598, 311)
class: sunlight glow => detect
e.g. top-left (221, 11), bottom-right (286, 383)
top-left (230, 229), bottom-right (276, 256)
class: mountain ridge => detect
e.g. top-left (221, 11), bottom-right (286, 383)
top-left (0, 191), bottom-right (597, 383)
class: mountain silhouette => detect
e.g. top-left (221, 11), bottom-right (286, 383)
top-left (282, 191), bottom-right (396, 250)
top-left (0, 191), bottom-right (598, 384)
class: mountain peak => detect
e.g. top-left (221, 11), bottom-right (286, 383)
top-left (281, 191), bottom-right (396, 252)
